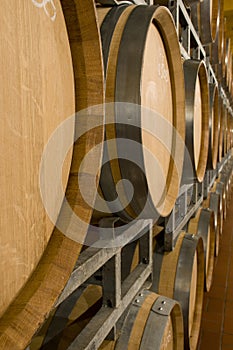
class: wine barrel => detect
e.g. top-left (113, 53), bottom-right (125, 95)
top-left (218, 97), bottom-right (225, 162)
top-left (211, 0), bottom-right (223, 65)
top-left (212, 180), bottom-right (227, 219)
top-left (222, 106), bottom-right (228, 157)
top-left (152, 232), bottom-right (205, 350)
top-left (229, 53), bottom-right (233, 92)
top-left (227, 111), bottom-right (232, 153)
top-left (188, 208), bottom-right (215, 291)
top-left (230, 117), bottom-right (233, 150)
top-left (226, 51), bottom-right (233, 92)
top-left (207, 83), bottom-right (219, 170)
top-left (182, 60), bottom-right (209, 183)
top-left (0, 1), bottom-right (104, 348)
top-left (220, 17), bottom-right (227, 80)
top-left (203, 191), bottom-right (223, 252)
top-left (219, 172), bottom-right (231, 206)
top-left (223, 160), bottom-right (233, 191)
top-left (97, 4), bottom-right (185, 221)
top-left (100, 290), bottom-right (184, 350)
top-left (191, 0), bottom-right (219, 45)
top-left (225, 38), bottom-right (231, 87)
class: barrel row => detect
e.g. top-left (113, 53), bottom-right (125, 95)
top-left (27, 155), bottom-right (233, 350)
top-left (95, 2), bottom-right (233, 225)
top-left (154, 0), bottom-right (220, 46)
top-left (154, 0), bottom-right (233, 102)
top-left (95, 5), bottom-right (233, 221)
top-left (150, 157), bottom-right (233, 349)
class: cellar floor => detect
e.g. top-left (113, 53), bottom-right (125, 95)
top-left (198, 193), bottom-right (233, 350)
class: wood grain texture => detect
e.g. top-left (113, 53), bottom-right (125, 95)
top-left (193, 76), bottom-right (202, 169)
top-left (0, 0), bottom-right (104, 348)
top-left (0, 0), bottom-right (74, 318)
top-left (183, 60), bottom-right (209, 183)
top-left (158, 232), bottom-right (185, 299)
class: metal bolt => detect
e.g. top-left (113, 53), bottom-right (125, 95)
top-left (158, 307), bottom-right (163, 311)
top-left (139, 293), bottom-right (143, 297)
top-left (161, 300), bottom-right (166, 304)
top-left (135, 299), bottom-right (140, 303)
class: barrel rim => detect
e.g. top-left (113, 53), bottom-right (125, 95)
top-left (207, 83), bottom-right (219, 170)
top-left (183, 59), bottom-right (210, 183)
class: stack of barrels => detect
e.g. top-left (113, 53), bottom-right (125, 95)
top-left (0, 0), bottom-right (233, 350)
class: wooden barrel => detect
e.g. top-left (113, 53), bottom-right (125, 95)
top-left (191, 0), bottom-right (219, 45)
top-left (182, 60), bottom-right (209, 183)
top-left (221, 17), bottom-right (227, 80)
top-left (0, 1), bottom-right (104, 348)
top-left (100, 290), bottom-right (184, 350)
top-left (211, 0), bottom-right (223, 65)
top-left (188, 208), bottom-right (215, 291)
top-left (212, 180), bottom-right (227, 220)
top-left (152, 232), bottom-right (205, 350)
top-left (223, 160), bottom-right (233, 189)
top-left (203, 191), bottom-right (223, 252)
top-left (97, 4), bottom-right (185, 220)
top-left (225, 38), bottom-right (231, 87)
top-left (206, 83), bottom-right (219, 170)
top-left (219, 171), bottom-right (231, 205)
top-left (227, 111), bottom-right (232, 152)
top-left (222, 106), bottom-right (228, 157)
top-left (226, 51), bottom-right (233, 92)
top-left (228, 52), bottom-right (233, 91)
top-left (218, 97), bottom-right (225, 162)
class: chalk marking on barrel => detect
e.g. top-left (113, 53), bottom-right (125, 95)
top-left (31, 0), bottom-right (57, 22)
